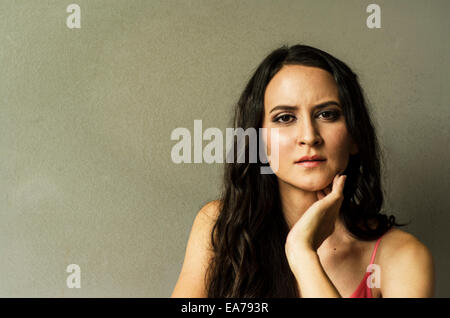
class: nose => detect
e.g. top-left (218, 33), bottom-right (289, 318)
top-left (297, 116), bottom-right (322, 146)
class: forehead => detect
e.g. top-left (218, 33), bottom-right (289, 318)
top-left (264, 65), bottom-right (339, 109)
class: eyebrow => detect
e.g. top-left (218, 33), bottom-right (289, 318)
top-left (269, 101), bottom-right (341, 114)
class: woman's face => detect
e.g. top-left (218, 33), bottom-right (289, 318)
top-left (262, 64), bottom-right (358, 192)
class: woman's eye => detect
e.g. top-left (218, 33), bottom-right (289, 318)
top-left (318, 110), bottom-right (340, 120)
top-left (273, 111), bottom-right (340, 124)
top-left (273, 114), bottom-right (295, 124)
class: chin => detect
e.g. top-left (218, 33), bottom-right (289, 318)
top-left (280, 172), bottom-right (334, 192)
top-left (277, 178), bottom-right (326, 192)
top-left (297, 182), bottom-right (327, 192)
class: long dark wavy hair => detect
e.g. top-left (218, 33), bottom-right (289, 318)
top-left (205, 44), bottom-right (407, 298)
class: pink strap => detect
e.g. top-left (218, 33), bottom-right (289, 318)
top-left (368, 235), bottom-right (383, 265)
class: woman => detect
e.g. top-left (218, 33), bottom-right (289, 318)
top-left (171, 44), bottom-right (435, 298)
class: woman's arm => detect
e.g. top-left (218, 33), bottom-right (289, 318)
top-left (287, 247), bottom-right (341, 298)
top-left (284, 174), bottom-right (346, 297)
top-left (171, 200), bottom-right (220, 298)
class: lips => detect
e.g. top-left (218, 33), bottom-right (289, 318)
top-left (299, 160), bottom-right (325, 162)
top-left (296, 160), bottom-right (325, 167)
top-left (295, 155), bottom-right (326, 163)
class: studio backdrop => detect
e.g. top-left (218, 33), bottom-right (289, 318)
top-left (0, 0), bottom-right (448, 297)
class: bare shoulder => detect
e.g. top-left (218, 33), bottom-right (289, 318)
top-left (378, 228), bottom-right (435, 297)
top-left (190, 199), bottom-right (222, 245)
top-left (197, 199), bottom-right (222, 223)
top-left (381, 228), bottom-right (432, 258)
top-left (171, 199), bottom-right (222, 298)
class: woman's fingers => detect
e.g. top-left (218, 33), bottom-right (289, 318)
top-left (316, 188), bottom-right (327, 200)
top-left (317, 174), bottom-right (346, 200)
top-left (326, 174), bottom-right (346, 199)
top-left (317, 191), bottom-right (324, 200)
top-left (333, 174), bottom-right (346, 196)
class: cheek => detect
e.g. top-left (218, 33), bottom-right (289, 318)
top-left (324, 127), bottom-right (353, 158)
top-left (265, 128), bottom-right (293, 158)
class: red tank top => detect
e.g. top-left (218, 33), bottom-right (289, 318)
top-left (348, 235), bottom-right (384, 298)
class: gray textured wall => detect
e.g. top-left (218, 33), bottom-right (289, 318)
top-left (0, 0), bottom-right (448, 297)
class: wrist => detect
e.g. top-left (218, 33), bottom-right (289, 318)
top-left (285, 236), bottom-right (315, 256)
top-left (285, 242), bottom-right (317, 271)
top-left (289, 249), bottom-right (320, 280)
